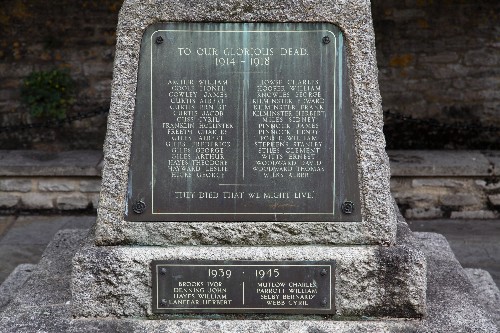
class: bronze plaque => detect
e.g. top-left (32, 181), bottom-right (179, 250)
top-left (152, 260), bottom-right (335, 314)
top-left (126, 23), bottom-right (361, 222)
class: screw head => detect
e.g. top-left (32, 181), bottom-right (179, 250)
top-left (132, 200), bottom-right (146, 214)
top-left (322, 36), bottom-right (331, 44)
top-left (341, 201), bottom-right (354, 214)
top-left (320, 268), bottom-right (328, 276)
top-left (155, 36), bottom-right (164, 44)
top-left (160, 299), bottom-right (167, 306)
top-left (160, 267), bottom-right (167, 275)
top-left (320, 298), bottom-right (328, 307)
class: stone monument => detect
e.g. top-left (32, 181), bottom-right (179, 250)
top-left (0, 0), bottom-right (497, 332)
top-left (72, 0), bottom-right (427, 319)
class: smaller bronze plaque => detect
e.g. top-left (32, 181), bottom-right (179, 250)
top-left (152, 260), bottom-right (335, 314)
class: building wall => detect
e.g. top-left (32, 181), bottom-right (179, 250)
top-left (0, 0), bottom-right (498, 150)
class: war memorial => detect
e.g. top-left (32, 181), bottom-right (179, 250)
top-left (0, 0), bottom-right (497, 331)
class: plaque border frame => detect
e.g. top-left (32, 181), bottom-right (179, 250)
top-left (151, 260), bottom-right (336, 314)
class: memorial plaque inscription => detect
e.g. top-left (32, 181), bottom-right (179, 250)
top-left (126, 23), bottom-right (361, 222)
top-left (152, 260), bottom-right (335, 314)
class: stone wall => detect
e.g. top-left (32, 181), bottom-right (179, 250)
top-left (374, 0), bottom-right (500, 149)
top-left (0, 1), bottom-right (498, 150)
top-left (390, 151), bottom-right (500, 219)
top-left (0, 177), bottom-right (100, 211)
top-left (0, 0), bottom-right (120, 150)
top-left (0, 150), bottom-right (102, 212)
top-left (1, 150), bottom-right (499, 219)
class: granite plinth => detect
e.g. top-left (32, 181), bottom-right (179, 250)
top-left (0, 228), bottom-right (497, 332)
top-left (71, 229), bottom-right (426, 318)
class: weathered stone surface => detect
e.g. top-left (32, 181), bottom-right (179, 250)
top-left (0, 216), bottom-right (95, 284)
top-left (392, 190), bottom-right (438, 207)
top-left (0, 152), bottom-right (104, 212)
top-left (408, 219), bottom-right (500, 288)
top-left (0, 304), bottom-right (71, 333)
top-left (0, 230), bottom-right (87, 332)
top-left (90, 194), bottom-right (100, 209)
top-left (1, 229), bottom-right (496, 332)
top-left (464, 49), bottom-right (498, 67)
top-left (450, 210), bottom-right (498, 219)
top-left (96, 0), bottom-right (397, 246)
top-left (476, 180), bottom-right (500, 191)
top-left (484, 151), bottom-right (500, 176)
top-left (376, 1), bottom-right (500, 150)
top-left (38, 179), bottom-right (76, 192)
top-left (420, 52), bottom-right (459, 64)
top-left (56, 194), bottom-right (90, 210)
top-left (465, 268), bottom-right (500, 329)
top-left (0, 179), bottom-right (32, 193)
top-left (74, 205), bottom-right (424, 318)
top-left (72, 234), bottom-right (426, 318)
top-left (0, 194), bottom-right (19, 208)
top-left (488, 194), bottom-right (500, 206)
top-left (0, 216), bottom-right (13, 236)
top-left (389, 150), bottom-right (492, 176)
top-left (80, 180), bottom-right (101, 193)
top-left (405, 207), bottom-right (443, 219)
top-left (5, 230), bottom-right (87, 307)
top-left (20, 193), bottom-right (55, 209)
top-left (0, 150), bottom-right (103, 176)
top-left (440, 194), bottom-right (480, 207)
top-left (411, 178), bottom-right (466, 188)
top-left (0, 264), bottom-right (35, 312)
top-left (413, 232), bottom-right (498, 332)
top-left (388, 154), bottom-right (500, 219)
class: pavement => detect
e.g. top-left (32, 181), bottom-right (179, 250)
top-left (0, 215), bottom-right (498, 288)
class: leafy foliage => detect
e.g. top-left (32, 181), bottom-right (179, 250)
top-left (21, 69), bottom-right (75, 119)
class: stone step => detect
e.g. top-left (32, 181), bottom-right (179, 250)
top-left (0, 229), bottom-right (88, 332)
top-left (0, 264), bottom-right (36, 314)
top-left (465, 268), bottom-right (500, 329)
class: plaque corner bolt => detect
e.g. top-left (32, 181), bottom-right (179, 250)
top-left (132, 200), bottom-right (146, 214)
top-left (320, 298), bottom-right (328, 307)
top-left (160, 299), bottom-right (167, 306)
top-left (322, 36), bottom-right (331, 44)
top-left (341, 201), bottom-right (354, 215)
top-left (160, 268), bottom-right (167, 275)
top-left (155, 36), bottom-right (164, 44)
top-left (320, 268), bottom-right (328, 276)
